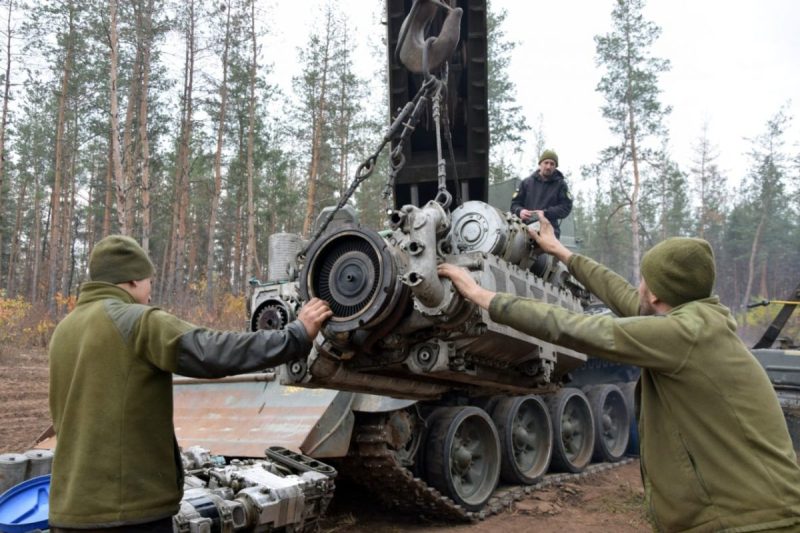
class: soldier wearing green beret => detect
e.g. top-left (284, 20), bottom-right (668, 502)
top-left (47, 235), bottom-right (332, 532)
top-left (510, 148), bottom-right (572, 237)
top-left (438, 214), bottom-right (800, 533)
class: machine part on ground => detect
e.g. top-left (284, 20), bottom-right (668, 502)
top-left (546, 388), bottom-right (596, 473)
top-left (0, 454), bottom-right (28, 495)
top-left (174, 446), bottom-right (335, 533)
top-left (22, 450), bottom-right (53, 480)
top-left (584, 384), bottom-right (630, 463)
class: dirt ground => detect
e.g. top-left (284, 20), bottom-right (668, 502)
top-left (0, 347), bottom-right (650, 532)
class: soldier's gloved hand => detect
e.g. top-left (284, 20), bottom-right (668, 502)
top-left (297, 298), bottom-right (333, 339)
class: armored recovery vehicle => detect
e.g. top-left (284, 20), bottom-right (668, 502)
top-left (174, 0), bottom-right (633, 519)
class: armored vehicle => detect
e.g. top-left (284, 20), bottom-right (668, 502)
top-left (174, 0), bottom-right (634, 519)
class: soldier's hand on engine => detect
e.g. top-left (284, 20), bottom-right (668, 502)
top-left (529, 210), bottom-right (573, 263)
top-left (438, 263), bottom-right (495, 310)
top-left (297, 298), bottom-right (333, 338)
top-left (519, 209), bottom-right (534, 222)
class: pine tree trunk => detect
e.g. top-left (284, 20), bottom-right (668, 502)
top-left (0, 0), bottom-right (13, 288)
top-left (61, 145), bottom-right (77, 296)
top-left (47, 4), bottom-right (75, 307)
top-left (302, 11), bottom-right (333, 237)
top-left (30, 173), bottom-right (42, 302)
top-left (6, 175), bottom-right (27, 296)
top-left (138, 0), bottom-right (153, 254)
top-left (741, 214), bottom-right (766, 310)
top-left (626, 83), bottom-right (642, 284)
top-left (206, 1), bottom-right (232, 309)
top-left (109, 0), bottom-right (128, 235)
top-left (103, 143), bottom-right (113, 237)
top-left (121, 1), bottom-right (144, 235)
top-left (167, 0), bottom-right (196, 302)
top-left (244, 0), bottom-right (260, 280)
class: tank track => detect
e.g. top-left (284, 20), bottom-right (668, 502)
top-left (340, 418), bottom-right (633, 522)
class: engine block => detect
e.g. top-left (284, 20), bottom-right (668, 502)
top-left (250, 201), bottom-right (589, 400)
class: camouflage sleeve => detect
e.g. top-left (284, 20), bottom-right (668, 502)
top-left (567, 254), bottom-right (640, 317)
top-left (488, 293), bottom-right (694, 373)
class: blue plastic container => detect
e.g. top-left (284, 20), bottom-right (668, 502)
top-left (0, 474), bottom-right (50, 533)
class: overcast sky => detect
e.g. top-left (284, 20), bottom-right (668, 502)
top-left (263, 0), bottom-right (800, 196)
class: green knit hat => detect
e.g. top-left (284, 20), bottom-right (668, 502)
top-left (89, 235), bottom-right (155, 284)
top-left (538, 149), bottom-right (558, 167)
top-left (640, 237), bottom-right (715, 308)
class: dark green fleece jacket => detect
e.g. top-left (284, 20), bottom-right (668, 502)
top-left (48, 282), bottom-right (311, 528)
top-left (489, 254), bottom-right (800, 533)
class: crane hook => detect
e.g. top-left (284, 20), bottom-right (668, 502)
top-left (395, 0), bottom-right (463, 75)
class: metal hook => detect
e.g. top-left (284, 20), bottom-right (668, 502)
top-left (395, 0), bottom-right (463, 75)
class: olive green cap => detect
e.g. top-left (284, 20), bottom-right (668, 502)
top-left (89, 235), bottom-right (155, 284)
top-left (640, 237), bottom-right (715, 308)
top-left (538, 149), bottom-right (558, 167)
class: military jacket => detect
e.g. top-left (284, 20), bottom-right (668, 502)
top-left (489, 254), bottom-right (800, 533)
top-left (48, 282), bottom-right (311, 528)
top-left (510, 169), bottom-right (572, 233)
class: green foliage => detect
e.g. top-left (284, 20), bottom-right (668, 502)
top-left (594, 0), bottom-right (671, 148)
top-left (487, 0), bottom-right (529, 184)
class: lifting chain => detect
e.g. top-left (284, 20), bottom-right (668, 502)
top-left (300, 0), bottom-right (460, 259)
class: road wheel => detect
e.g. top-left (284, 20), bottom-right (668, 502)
top-left (491, 395), bottom-right (552, 484)
top-left (584, 384), bottom-right (629, 462)
top-left (546, 388), bottom-right (595, 473)
top-left (424, 406), bottom-right (500, 511)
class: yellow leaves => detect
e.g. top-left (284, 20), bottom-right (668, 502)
top-left (0, 291), bottom-right (31, 325)
top-left (0, 292), bottom-right (34, 353)
top-left (54, 292), bottom-right (77, 313)
top-left (0, 291), bottom-right (63, 352)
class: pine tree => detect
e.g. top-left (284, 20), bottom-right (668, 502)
top-left (738, 107), bottom-right (792, 310)
top-left (594, 0), bottom-right (671, 283)
top-left (487, 0), bottom-right (529, 184)
top-left (690, 123), bottom-right (727, 253)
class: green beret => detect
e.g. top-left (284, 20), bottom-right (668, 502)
top-left (640, 237), bottom-right (715, 308)
top-left (539, 149), bottom-right (558, 167)
top-left (89, 235), bottom-right (155, 284)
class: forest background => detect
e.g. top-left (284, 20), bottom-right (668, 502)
top-left (0, 0), bottom-right (797, 352)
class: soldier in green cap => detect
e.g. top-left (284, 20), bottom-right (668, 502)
top-left (438, 213), bottom-right (800, 533)
top-left (48, 235), bottom-right (332, 532)
top-left (510, 148), bottom-right (572, 238)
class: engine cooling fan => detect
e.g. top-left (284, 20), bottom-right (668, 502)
top-left (300, 226), bottom-right (405, 333)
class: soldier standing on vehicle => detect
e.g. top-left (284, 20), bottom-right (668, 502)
top-left (438, 213), bottom-right (800, 533)
top-left (510, 149), bottom-right (572, 238)
top-left (48, 235), bottom-right (332, 532)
